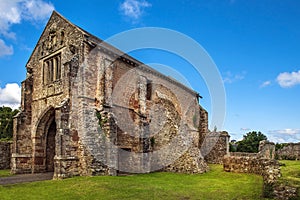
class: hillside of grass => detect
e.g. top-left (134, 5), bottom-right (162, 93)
top-left (0, 165), bottom-right (265, 200)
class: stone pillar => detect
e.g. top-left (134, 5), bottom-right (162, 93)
top-left (101, 111), bottom-right (117, 176)
top-left (138, 76), bottom-right (147, 116)
top-left (258, 140), bottom-right (275, 159)
top-left (95, 57), bottom-right (105, 109)
top-left (104, 59), bottom-right (113, 107)
top-left (225, 132), bottom-right (230, 156)
top-left (54, 99), bottom-right (80, 179)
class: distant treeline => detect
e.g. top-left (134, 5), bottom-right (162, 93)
top-left (0, 106), bottom-right (19, 141)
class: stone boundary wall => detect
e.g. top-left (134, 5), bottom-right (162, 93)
top-left (223, 141), bottom-right (298, 199)
top-left (223, 155), bottom-right (298, 199)
top-left (0, 141), bottom-right (12, 169)
top-left (223, 155), bottom-right (280, 178)
top-left (276, 143), bottom-right (300, 160)
top-left (230, 152), bottom-right (257, 157)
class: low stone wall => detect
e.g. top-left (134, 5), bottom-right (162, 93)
top-left (0, 141), bottom-right (12, 169)
top-left (223, 154), bottom-right (298, 199)
top-left (273, 184), bottom-right (298, 200)
top-left (276, 143), bottom-right (300, 160)
top-left (223, 155), bottom-right (280, 180)
top-left (230, 152), bottom-right (257, 157)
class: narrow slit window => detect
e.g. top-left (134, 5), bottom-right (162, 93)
top-left (146, 81), bottom-right (152, 100)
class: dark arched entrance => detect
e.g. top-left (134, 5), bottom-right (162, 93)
top-left (34, 107), bottom-right (57, 173)
top-left (46, 120), bottom-right (56, 172)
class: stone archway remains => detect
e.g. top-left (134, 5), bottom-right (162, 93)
top-left (33, 107), bottom-right (56, 173)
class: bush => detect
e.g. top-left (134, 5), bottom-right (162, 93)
top-left (263, 182), bottom-right (274, 198)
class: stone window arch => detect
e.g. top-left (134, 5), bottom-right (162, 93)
top-left (43, 53), bottom-right (61, 85)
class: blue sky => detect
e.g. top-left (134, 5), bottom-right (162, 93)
top-left (0, 0), bottom-right (299, 143)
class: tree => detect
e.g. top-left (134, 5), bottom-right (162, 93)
top-left (236, 131), bottom-right (267, 153)
top-left (275, 143), bottom-right (288, 151)
top-left (0, 106), bottom-right (19, 140)
top-left (229, 142), bottom-right (237, 152)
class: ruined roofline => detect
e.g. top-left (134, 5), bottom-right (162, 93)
top-left (28, 10), bottom-right (203, 100)
top-left (77, 24), bottom-right (202, 99)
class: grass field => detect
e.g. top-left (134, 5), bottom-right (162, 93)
top-left (0, 169), bottom-right (11, 178)
top-left (0, 165), bottom-right (265, 200)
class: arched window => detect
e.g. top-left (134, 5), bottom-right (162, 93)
top-left (43, 53), bottom-right (61, 84)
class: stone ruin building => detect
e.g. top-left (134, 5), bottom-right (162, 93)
top-left (11, 11), bottom-right (210, 179)
top-left (276, 143), bottom-right (300, 160)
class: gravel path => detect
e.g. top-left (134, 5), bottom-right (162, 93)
top-left (0, 172), bottom-right (53, 185)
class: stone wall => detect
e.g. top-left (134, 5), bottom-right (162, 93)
top-left (76, 32), bottom-right (210, 175)
top-left (223, 155), bottom-right (280, 177)
top-left (276, 143), bottom-right (300, 160)
top-left (0, 141), bottom-right (11, 169)
top-left (223, 141), bottom-right (298, 199)
top-left (258, 140), bottom-right (276, 159)
top-left (202, 131), bottom-right (230, 164)
top-left (223, 155), bottom-right (298, 199)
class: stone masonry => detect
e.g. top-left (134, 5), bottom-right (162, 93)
top-left (0, 141), bottom-right (11, 169)
top-left (203, 131), bottom-right (230, 164)
top-left (11, 11), bottom-right (209, 178)
top-left (258, 140), bottom-right (276, 159)
top-left (276, 143), bottom-right (300, 160)
top-left (223, 141), bottom-right (298, 199)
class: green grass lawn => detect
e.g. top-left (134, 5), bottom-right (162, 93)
top-left (0, 169), bottom-right (11, 177)
top-left (0, 165), bottom-right (265, 200)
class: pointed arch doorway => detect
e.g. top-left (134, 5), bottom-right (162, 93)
top-left (34, 107), bottom-right (57, 173)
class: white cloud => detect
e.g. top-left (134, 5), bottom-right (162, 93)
top-left (0, 83), bottom-right (21, 109)
top-left (276, 70), bottom-right (300, 88)
top-left (0, 0), bottom-right (54, 56)
top-left (240, 128), bottom-right (250, 131)
top-left (268, 129), bottom-right (300, 143)
top-left (223, 71), bottom-right (246, 84)
top-left (260, 80), bottom-right (271, 88)
top-left (0, 39), bottom-right (13, 57)
top-left (269, 129), bottom-right (300, 135)
top-left (120, 0), bottom-right (151, 21)
top-left (22, 0), bottom-right (55, 22)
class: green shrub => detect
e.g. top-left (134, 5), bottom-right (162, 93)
top-left (262, 183), bottom-right (274, 198)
